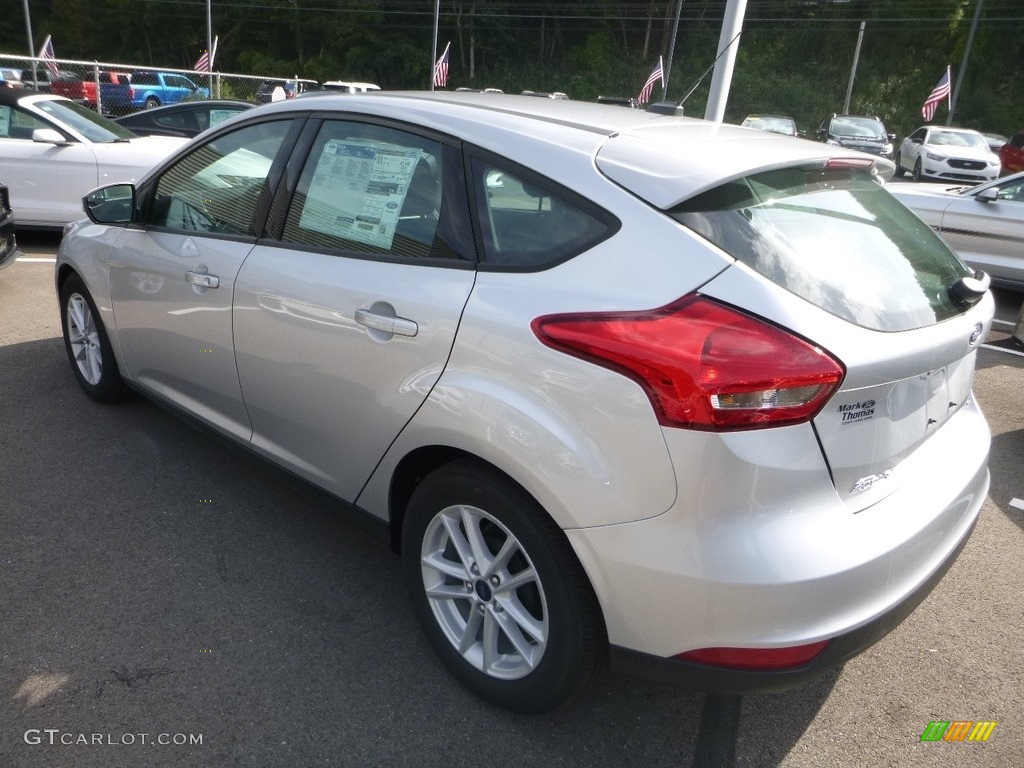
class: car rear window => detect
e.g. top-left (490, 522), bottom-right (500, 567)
top-left (670, 166), bottom-right (975, 331)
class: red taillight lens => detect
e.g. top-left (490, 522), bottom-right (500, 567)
top-left (532, 295), bottom-right (844, 431)
top-left (675, 642), bottom-right (829, 670)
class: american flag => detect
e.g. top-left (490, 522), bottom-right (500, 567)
top-left (921, 66), bottom-right (951, 122)
top-left (37, 35), bottom-right (59, 78)
top-left (433, 42), bottom-right (450, 88)
top-left (194, 35), bottom-right (219, 73)
top-left (638, 56), bottom-right (664, 105)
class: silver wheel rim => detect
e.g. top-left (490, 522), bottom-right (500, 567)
top-left (66, 293), bottom-right (103, 385)
top-left (420, 504), bottom-right (548, 680)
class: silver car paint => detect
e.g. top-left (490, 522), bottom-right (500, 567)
top-left (57, 93), bottom-right (992, 665)
top-left (108, 228), bottom-right (255, 442)
top-left (232, 245), bottom-right (476, 502)
top-left (889, 175), bottom-right (1024, 289)
top-left (698, 260), bottom-right (993, 513)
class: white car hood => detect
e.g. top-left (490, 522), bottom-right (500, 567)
top-left (90, 135), bottom-right (189, 184)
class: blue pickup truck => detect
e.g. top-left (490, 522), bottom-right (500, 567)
top-left (130, 71), bottom-right (210, 110)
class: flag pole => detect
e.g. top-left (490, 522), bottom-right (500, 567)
top-left (206, 0), bottom-right (213, 93)
top-left (948, 0), bottom-right (983, 126)
top-left (430, 0), bottom-right (440, 91)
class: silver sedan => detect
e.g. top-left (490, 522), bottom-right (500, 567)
top-left (55, 92), bottom-right (992, 713)
top-left (889, 171), bottom-right (1024, 290)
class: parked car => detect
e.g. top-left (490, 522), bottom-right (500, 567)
top-left (816, 114), bottom-right (895, 159)
top-left (0, 67), bottom-right (26, 89)
top-left (115, 99), bottom-right (253, 138)
top-left (20, 67), bottom-right (56, 92)
top-left (741, 114), bottom-right (798, 136)
top-left (254, 78), bottom-right (319, 103)
top-left (999, 131), bottom-right (1024, 176)
top-left (889, 171), bottom-right (1024, 290)
top-left (0, 182), bottom-right (17, 270)
top-left (129, 71), bottom-right (210, 110)
top-left (56, 92), bottom-right (991, 714)
top-left (49, 70), bottom-right (134, 115)
top-left (595, 95), bottom-right (640, 109)
top-left (0, 89), bottom-right (187, 227)
top-left (980, 132), bottom-right (1008, 152)
top-left (895, 126), bottom-right (1001, 183)
top-left (321, 81), bottom-right (380, 94)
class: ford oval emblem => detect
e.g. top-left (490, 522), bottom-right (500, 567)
top-left (969, 322), bottom-right (984, 346)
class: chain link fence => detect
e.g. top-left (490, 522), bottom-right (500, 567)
top-left (0, 52), bottom-right (305, 117)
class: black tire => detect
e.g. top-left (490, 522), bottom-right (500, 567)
top-left (402, 459), bottom-right (606, 713)
top-left (913, 157), bottom-right (923, 182)
top-left (144, 97), bottom-right (159, 109)
top-left (893, 151), bottom-right (904, 177)
top-left (59, 273), bottom-right (133, 404)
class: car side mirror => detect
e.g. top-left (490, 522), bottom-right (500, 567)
top-left (887, 133), bottom-right (896, 142)
top-left (32, 128), bottom-right (68, 145)
top-left (976, 187), bottom-right (999, 203)
top-left (911, 137), bottom-right (922, 144)
top-left (84, 183), bottom-right (135, 225)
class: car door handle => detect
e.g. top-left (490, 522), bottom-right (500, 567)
top-left (354, 308), bottom-right (418, 337)
top-left (186, 270), bottom-right (220, 289)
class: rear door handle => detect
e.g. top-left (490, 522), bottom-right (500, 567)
top-left (186, 270), bottom-right (220, 289)
top-left (355, 308), bottom-right (418, 337)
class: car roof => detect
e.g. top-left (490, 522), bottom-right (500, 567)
top-left (245, 91), bottom-right (889, 208)
top-left (0, 88), bottom-right (67, 108)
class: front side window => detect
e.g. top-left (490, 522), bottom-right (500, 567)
top-left (0, 105), bottom-right (46, 139)
top-left (282, 121), bottom-right (456, 260)
top-left (471, 158), bottom-right (616, 268)
top-left (672, 166), bottom-right (974, 331)
top-left (147, 119), bottom-right (293, 235)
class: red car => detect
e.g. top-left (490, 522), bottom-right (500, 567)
top-left (999, 131), bottom-right (1024, 176)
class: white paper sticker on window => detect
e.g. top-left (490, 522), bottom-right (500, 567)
top-left (299, 139), bottom-right (420, 250)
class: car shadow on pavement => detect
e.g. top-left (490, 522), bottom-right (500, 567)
top-left (1, 335), bottom-right (837, 768)
top-left (988, 428), bottom-right (1024, 533)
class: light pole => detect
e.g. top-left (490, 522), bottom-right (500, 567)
top-left (22, 0), bottom-right (34, 58)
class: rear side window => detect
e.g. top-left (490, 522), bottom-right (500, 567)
top-left (471, 157), bottom-right (617, 269)
top-left (671, 166), bottom-right (974, 331)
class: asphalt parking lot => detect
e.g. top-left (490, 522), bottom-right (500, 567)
top-left (1, 233), bottom-right (1022, 768)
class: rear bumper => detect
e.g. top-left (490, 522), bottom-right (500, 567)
top-left (607, 505), bottom-right (979, 694)
top-left (566, 394), bottom-right (990, 692)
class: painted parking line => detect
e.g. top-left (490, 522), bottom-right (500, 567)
top-left (1010, 498), bottom-right (1024, 512)
top-left (15, 257), bottom-right (57, 263)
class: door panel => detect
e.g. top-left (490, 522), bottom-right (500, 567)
top-left (231, 118), bottom-right (476, 501)
top-left (109, 231), bottom-right (254, 440)
top-left (233, 248), bottom-right (475, 500)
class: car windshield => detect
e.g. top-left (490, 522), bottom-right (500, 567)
top-left (33, 98), bottom-right (136, 142)
top-left (670, 165), bottom-right (974, 332)
top-left (743, 117), bottom-right (796, 135)
top-left (831, 117), bottom-right (884, 139)
top-left (928, 130), bottom-right (988, 150)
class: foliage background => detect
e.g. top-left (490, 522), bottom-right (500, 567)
top-left (1, 0), bottom-right (1021, 138)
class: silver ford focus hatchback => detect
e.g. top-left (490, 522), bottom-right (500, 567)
top-left (56, 92), bottom-right (992, 713)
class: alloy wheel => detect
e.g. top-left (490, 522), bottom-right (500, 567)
top-left (420, 503), bottom-right (549, 680)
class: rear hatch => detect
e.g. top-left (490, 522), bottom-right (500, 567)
top-left (596, 127), bottom-right (991, 511)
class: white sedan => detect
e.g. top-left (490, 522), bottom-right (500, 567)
top-left (895, 125), bottom-right (1001, 184)
top-left (0, 89), bottom-right (187, 227)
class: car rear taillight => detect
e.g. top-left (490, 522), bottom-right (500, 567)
top-left (676, 641), bottom-right (829, 670)
top-left (532, 295), bottom-right (844, 431)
